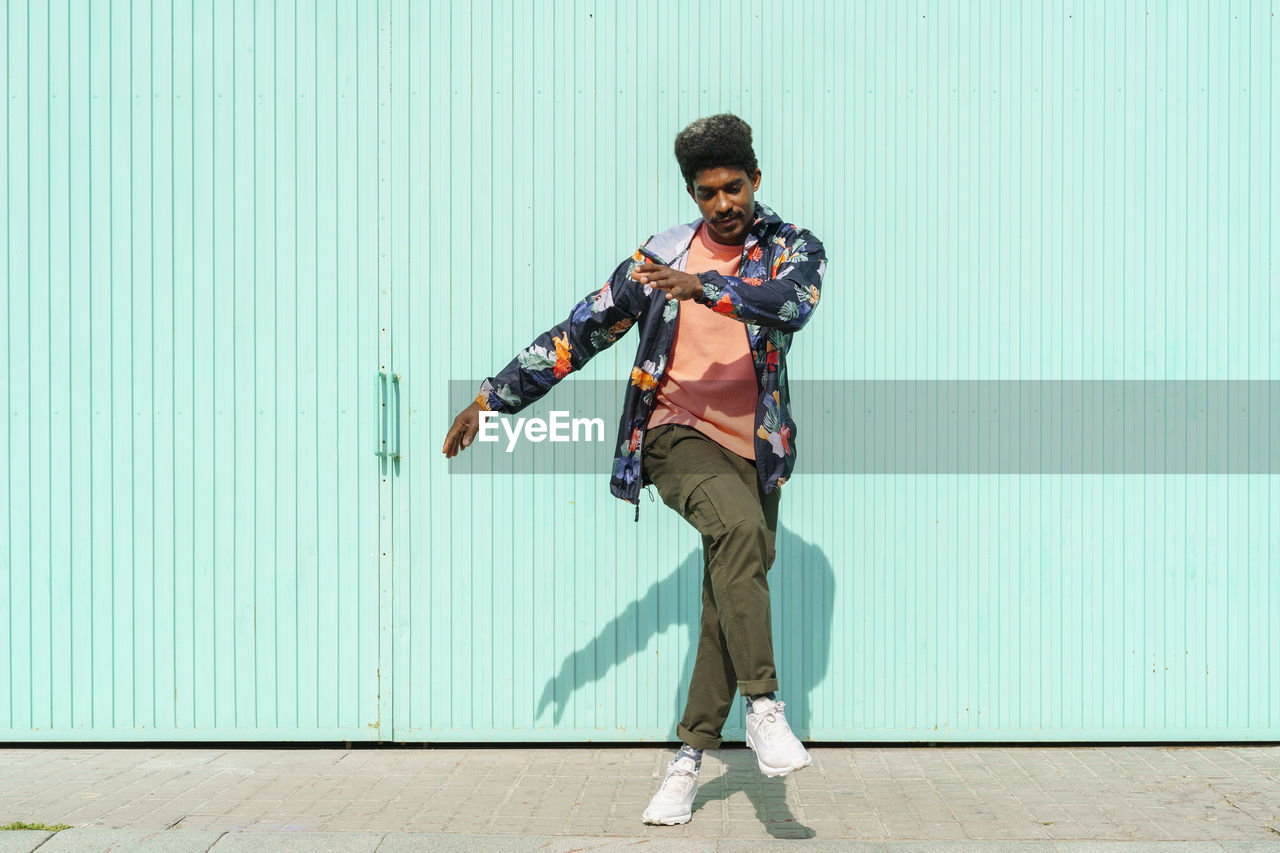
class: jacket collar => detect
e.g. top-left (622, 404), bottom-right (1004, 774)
top-left (643, 201), bottom-right (781, 266)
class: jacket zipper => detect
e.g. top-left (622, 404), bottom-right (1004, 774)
top-left (633, 233), bottom-right (757, 522)
top-left (634, 285), bottom-right (683, 523)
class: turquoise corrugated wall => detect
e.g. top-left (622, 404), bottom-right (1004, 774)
top-left (3, 1), bottom-right (1276, 742)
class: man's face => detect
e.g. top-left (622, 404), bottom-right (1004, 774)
top-left (687, 165), bottom-right (762, 245)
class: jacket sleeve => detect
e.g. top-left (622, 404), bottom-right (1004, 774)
top-left (691, 228), bottom-right (827, 332)
top-left (474, 250), bottom-right (649, 414)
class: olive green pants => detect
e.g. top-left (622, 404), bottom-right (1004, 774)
top-left (641, 423), bottom-right (782, 750)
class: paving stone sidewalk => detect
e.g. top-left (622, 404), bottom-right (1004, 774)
top-left (0, 745), bottom-right (1277, 850)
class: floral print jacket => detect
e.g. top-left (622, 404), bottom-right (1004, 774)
top-left (475, 202), bottom-right (827, 521)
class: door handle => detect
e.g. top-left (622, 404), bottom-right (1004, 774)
top-left (391, 372), bottom-right (402, 462)
top-left (375, 370), bottom-right (389, 459)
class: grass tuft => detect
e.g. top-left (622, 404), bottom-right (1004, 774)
top-left (0, 821), bottom-right (72, 831)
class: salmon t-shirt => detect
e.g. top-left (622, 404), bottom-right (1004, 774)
top-left (646, 223), bottom-right (758, 460)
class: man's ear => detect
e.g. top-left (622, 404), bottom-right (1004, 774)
top-left (751, 168), bottom-right (762, 192)
top-left (685, 183), bottom-right (695, 200)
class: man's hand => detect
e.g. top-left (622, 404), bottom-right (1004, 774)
top-left (632, 263), bottom-right (702, 301)
top-left (442, 401), bottom-right (486, 459)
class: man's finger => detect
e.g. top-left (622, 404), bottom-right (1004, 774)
top-left (443, 421), bottom-right (463, 455)
top-left (633, 263), bottom-right (673, 283)
top-left (462, 423), bottom-right (478, 448)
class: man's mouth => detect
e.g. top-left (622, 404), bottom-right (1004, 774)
top-left (715, 215), bottom-right (741, 226)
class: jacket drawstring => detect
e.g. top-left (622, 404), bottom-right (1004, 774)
top-left (633, 485), bottom-right (655, 522)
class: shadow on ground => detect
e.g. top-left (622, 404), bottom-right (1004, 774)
top-left (692, 748), bottom-right (819, 839)
top-left (535, 523), bottom-right (835, 837)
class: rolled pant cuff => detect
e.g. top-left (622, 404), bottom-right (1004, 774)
top-left (737, 677), bottom-right (779, 696)
top-left (676, 723), bottom-right (724, 751)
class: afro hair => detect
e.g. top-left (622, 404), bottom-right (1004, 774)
top-left (673, 113), bottom-right (759, 187)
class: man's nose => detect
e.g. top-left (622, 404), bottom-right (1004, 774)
top-left (716, 194), bottom-right (732, 212)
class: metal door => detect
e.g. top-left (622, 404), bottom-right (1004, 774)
top-left (1, 0), bottom-right (386, 741)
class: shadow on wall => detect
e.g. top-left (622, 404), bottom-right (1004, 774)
top-left (535, 524), bottom-right (835, 740)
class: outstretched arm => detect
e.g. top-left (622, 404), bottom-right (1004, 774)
top-left (442, 250), bottom-right (649, 456)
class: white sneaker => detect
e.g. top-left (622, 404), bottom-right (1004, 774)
top-left (641, 755), bottom-right (699, 825)
top-left (744, 698), bottom-right (812, 777)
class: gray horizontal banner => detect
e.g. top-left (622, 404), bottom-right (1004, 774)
top-left (445, 380), bottom-right (1280, 475)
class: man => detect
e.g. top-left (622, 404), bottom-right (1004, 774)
top-left (442, 114), bottom-right (826, 826)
